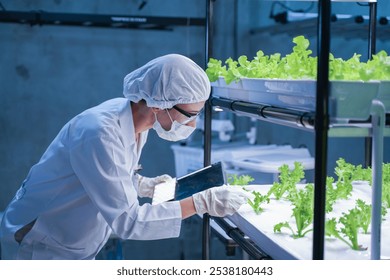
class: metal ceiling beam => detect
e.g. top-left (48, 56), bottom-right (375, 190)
top-left (0, 10), bottom-right (206, 30)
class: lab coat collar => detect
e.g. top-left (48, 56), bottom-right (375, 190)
top-left (118, 98), bottom-right (148, 152)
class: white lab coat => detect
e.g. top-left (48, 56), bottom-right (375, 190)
top-left (0, 98), bottom-right (182, 259)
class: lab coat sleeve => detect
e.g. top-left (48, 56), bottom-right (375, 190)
top-left (69, 135), bottom-right (182, 240)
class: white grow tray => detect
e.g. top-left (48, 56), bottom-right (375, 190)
top-left (228, 183), bottom-right (390, 260)
top-left (211, 77), bottom-right (380, 122)
top-left (172, 143), bottom-right (314, 179)
top-left (229, 147), bottom-right (314, 173)
top-left (171, 143), bottom-right (283, 177)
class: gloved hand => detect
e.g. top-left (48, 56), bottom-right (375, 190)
top-left (137, 174), bottom-right (173, 198)
top-left (192, 186), bottom-right (253, 217)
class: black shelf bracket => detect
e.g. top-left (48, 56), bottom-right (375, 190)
top-left (211, 97), bottom-right (315, 130)
top-left (0, 10), bottom-right (206, 30)
top-left (212, 217), bottom-right (271, 260)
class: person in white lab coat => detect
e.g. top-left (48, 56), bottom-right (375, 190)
top-left (0, 54), bottom-right (251, 260)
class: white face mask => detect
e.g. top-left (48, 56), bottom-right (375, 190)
top-left (153, 110), bottom-right (196, 142)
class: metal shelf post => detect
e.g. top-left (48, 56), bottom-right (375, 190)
top-left (202, 0), bottom-right (214, 260)
top-left (312, 0), bottom-right (331, 260)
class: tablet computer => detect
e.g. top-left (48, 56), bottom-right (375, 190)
top-left (152, 162), bottom-right (225, 204)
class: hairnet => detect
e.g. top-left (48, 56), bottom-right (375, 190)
top-left (123, 54), bottom-right (211, 109)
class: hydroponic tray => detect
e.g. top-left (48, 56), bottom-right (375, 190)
top-left (211, 78), bottom-right (380, 122)
top-left (228, 183), bottom-right (390, 260)
top-left (377, 81), bottom-right (390, 113)
top-left (229, 147), bottom-right (314, 173)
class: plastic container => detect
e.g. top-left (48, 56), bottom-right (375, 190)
top-left (243, 78), bottom-right (315, 110)
top-left (212, 77), bottom-right (380, 122)
top-left (211, 79), bottom-right (250, 102)
top-left (329, 80), bottom-right (379, 121)
top-left (377, 81), bottom-right (390, 113)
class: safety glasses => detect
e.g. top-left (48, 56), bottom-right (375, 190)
top-left (172, 105), bottom-right (203, 125)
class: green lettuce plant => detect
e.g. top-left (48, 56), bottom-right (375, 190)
top-left (333, 158), bottom-right (354, 199)
top-left (247, 190), bottom-right (270, 214)
top-left (365, 50), bottom-right (390, 80)
top-left (325, 205), bottom-right (368, 251)
top-left (227, 174), bottom-right (254, 186)
top-left (206, 35), bottom-right (390, 83)
top-left (274, 183), bottom-right (314, 238)
top-left (383, 163), bottom-right (390, 208)
top-left (267, 162), bottom-right (304, 200)
top-left (228, 174), bottom-right (270, 214)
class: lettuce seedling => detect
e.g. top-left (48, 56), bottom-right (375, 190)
top-left (206, 36), bottom-right (390, 83)
top-left (205, 58), bottom-right (227, 82)
top-left (325, 218), bottom-right (354, 248)
top-left (330, 53), bottom-right (365, 81)
top-left (227, 174), bottom-right (269, 214)
top-left (281, 35), bottom-right (317, 79)
top-left (325, 176), bottom-right (338, 213)
top-left (255, 51), bottom-right (283, 79)
top-left (268, 162), bottom-right (304, 200)
top-left (326, 205), bottom-right (368, 251)
top-left (338, 207), bottom-right (367, 251)
top-left (352, 164), bottom-right (372, 183)
top-left (365, 50), bottom-right (390, 80)
top-left (334, 158), bottom-right (354, 199)
top-left (331, 160), bottom-right (390, 210)
top-left (274, 183), bottom-right (314, 238)
top-left (383, 163), bottom-right (390, 208)
top-left (355, 199), bottom-right (371, 234)
top-left (345, 162), bottom-right (390, 209)
top-left (355, 199), bottom-right (387, 232)
top-left (326, 160), bottom-right (372, 214)
top-left (227, 174), bottom-right (254, 186)
top-left (237, 55), bottom-right (258, 78)
top-left (247, 190), bottom-right (270, 214)
top-left (224, 58), bottom-right (243, 84)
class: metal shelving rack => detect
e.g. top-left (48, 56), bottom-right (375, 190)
top-left (203, 0), bottom-right (387, 260)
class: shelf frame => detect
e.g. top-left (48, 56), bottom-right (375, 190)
top-left (204, 0), bottom-right (381, 260)
top-left (211, 97), bottom-right (315, 130)
top-left (213, 217), bottom-right (271, 260)
top-left (202, 0), bottom-right (214, 261)
top-left (211, 95), bottom-right (387, 259)
top-left (0, 10), bottom-right (206, 30)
